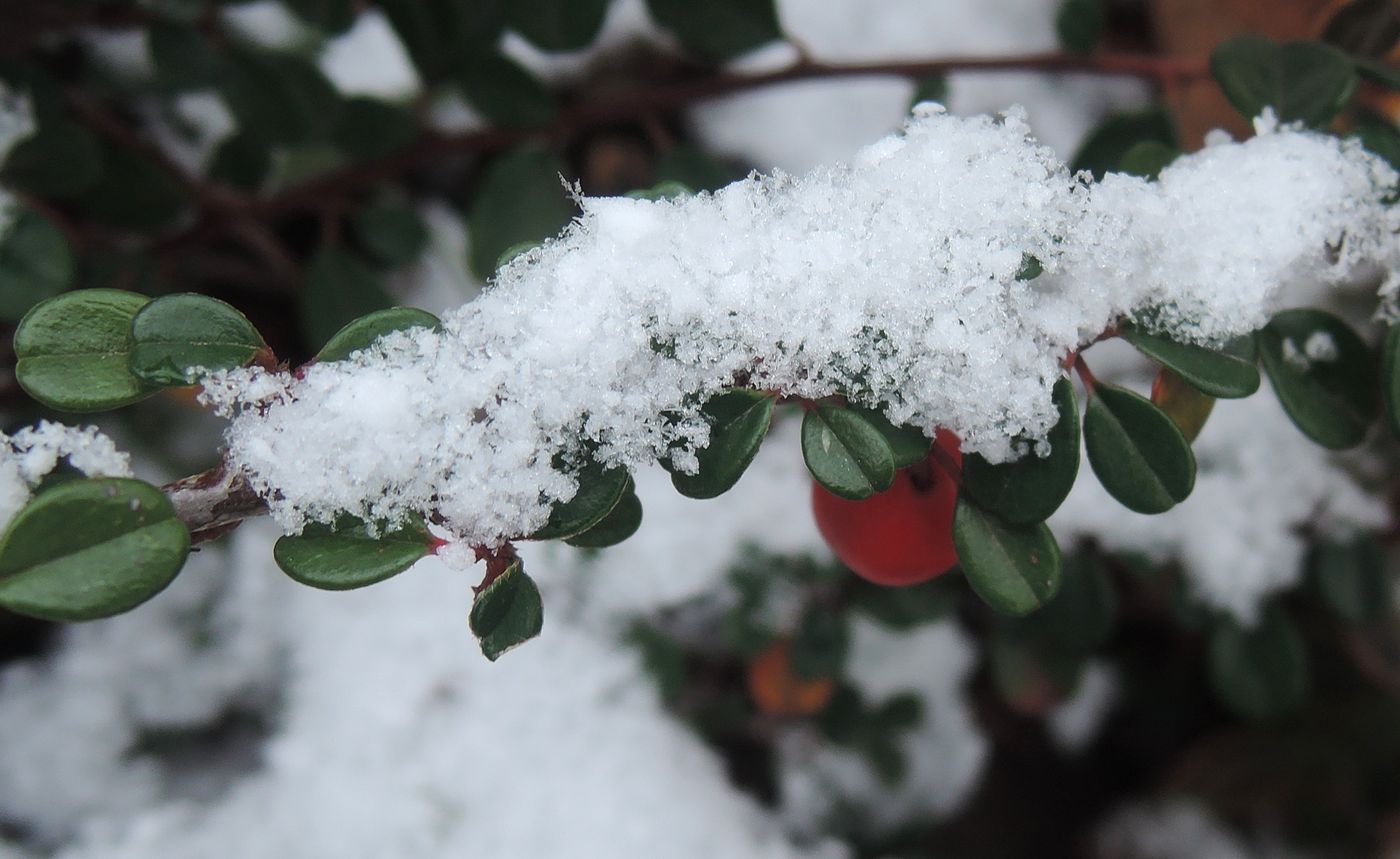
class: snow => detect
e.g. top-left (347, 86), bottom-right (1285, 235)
top-left (0, 85), bottom-right (33, 235)
top-left (1097, 801), bottom-right (1311, 859)
top-left (0, 423), bottom-right (133, 532)
top-left (200, 109), bottom-right (1400, 550)
top-left (319, 10), bottom-right (421, 99)
top-left (1047, 662), bottom-right (1118, 753)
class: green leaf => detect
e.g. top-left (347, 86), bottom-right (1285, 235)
top-left (1013, 551), bottom-right (1117, 656)
top-left (1258, 309), bottom-right (1377, 449)
top-left (532, 460), bottom-right (630, 540)
top-left (1151, 367), bottom-right (1215, 442)
top-left (1, 119), bottom-right (103, 198)
top-left (851, 577), bottom-right (958, 629)
top-left (274, 517), bottom-right (431, 590)
top-left (1015, 253), bottom-right (1043, 281)
top-left (565, 486), bottom-right (642, 548)
top-left (953, 498), bottom-right (1063, 616)
top-left (1056, 0), bottom-right (1105, 55)
top-left (1321, 0), bottom-right (1400, 59)
top-left (644, 0), bottom-right (783, 61)
top-left (909, 75), bottom-right (949, 108)
top-left (1309, 536), bottom-right (1390, 623)
top-left (0, 208), bottom-right (75, 323)
top-left (789, 607), bottom-right (849, 681)
top-left (128, 293), bottom-right (267, 386)
top-left (72, 142), bottom-right (186, 231)
top-left (207, 133), bottom-right (272, 190)
top-left (801, 405), bottom-right (896, 500)
top-left (0, 478), bottom-right (189, 621)
top-left (1210, 36), bottom-right (1358, 127)
top-left (218, 46), bottom-right (343, 146)
top-left (456, 54), bottom-right (556, 128)
top-left (300, 248), bottom-right (397, 350)
top-left (467, 146), bottom-right (575, 279)
top-left (14, 289), bottom-right (155, 412)
top-left (670, 390), bottom-right (776, 499)
top-left (333, 96), bottom-right (418, 160)
top-left (469, 560), bottom-right (544, 660)
top-left (377, 0), bottom-right (505, 82)
top-left (282, 0), bottom-right (356, 33)
top-left (1070, 106), bottom-right (1176, 180)
top-left (1385, 324), bottom-right (1400, 438)
top-left (850, 406), bottom-right (930, 468)
top-left (505, 0), bottom-right (609, 51)
top-left (1352, 116), bottom-right (1400, 172)
top-left (964, 377), bottom-right (1080, 524)
top-left (1355, 56), bottom-right (1400, 90)
top-left (1083, 382), bottom-right (1196, 514)
top-left (1120, 324), bottom-right (1260, 398)
top-left (149, 21), bottom-right (217, 89)
top-left (353, 201), bottom-right (429, 267)
top-left (315, 306), bottom-right (441, 363)
top-left (1118, 140), bottom-right (1178, 180)
top-left (1208, 606), bottom-right (1310, 720)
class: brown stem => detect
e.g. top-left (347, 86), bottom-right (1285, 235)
top-left (1073, 354), bottom-right (1098, 392)
top-left (472, 543), bottom-right (521, 594)
top-left (162, 463), bottom-right (268, 546)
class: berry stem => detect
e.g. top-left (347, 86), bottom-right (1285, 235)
top-left (1073, 354), bottom-right (1098, 393)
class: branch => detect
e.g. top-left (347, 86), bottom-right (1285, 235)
top-left (162, 464), bottom-right (267, 546)
top-left (257, 51), bottom-right (1212, 215)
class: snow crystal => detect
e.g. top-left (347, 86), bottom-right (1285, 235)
top-left (0, 423), bottom-right (132, 531)
top-left (200, 108), bottom-right (1400, 548)
top-left (1303, 331), bottom-right (1338, 362)
top-left (1052, 392), bottom-right (1387, 624)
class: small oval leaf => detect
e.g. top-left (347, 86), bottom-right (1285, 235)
top-left (963, 377), bottom-right (1080, 524)
top-left (1208, 606), bottom-right (1310, 721)
top-left (315, 307), bottom-right (442, 363)
top-left (1120, 324), bottom-right (1260, 398)
top-left (1084, 382), bottom-right (1196, 514)
top-left (1210, 36), bottom-right (1358, 127)
top-left (565, 486), bottom-right (642, 548)
top-left (0, 478), bottom-right (190, 621)
top-left (670, 390), bottom-right (776, 499)
top-left (954, 499), bottom-right (1063, 616)
top-left (850, 406), bottom-right (930, 469)
top-left (14, 289), bottom-right (154, 412)
top-left (129, 293), bottom-right (267, 387)
top-left (532, 459), bottom-right (630, 540)
top-left (274, 516), bottom-right (431, 591)
top-left (470, 560), bottom-right (544, 661)
top-left (801, 405), bottom-right (896, 500)
top-left (1258, 308), bottom-right (1377, 450)
top-left (1150, 367), bottom-right (1215, 442)
top-left (1309, 536), bottom-right (1390, 623)
top-left (0, 207), bottom-right (76, 323)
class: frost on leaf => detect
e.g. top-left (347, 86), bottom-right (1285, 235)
top-left (200, 108), bottom-right (1400, 546)
top-left (0, 422), bottom-right (132, 530)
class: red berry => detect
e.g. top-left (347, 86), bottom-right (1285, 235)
top-left (811, 429), bottom-right (961, 586)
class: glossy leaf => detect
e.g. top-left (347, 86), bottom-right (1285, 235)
top-left (129, 293), bottom-right (266, 386)
top-left (953, 498), bottom-right (1063, 616)
top-left (1258, 309), bottom-right (1377, 449)
top-left (964, 377), bottom-right (1080, 524)
top-left (0, 478), bottom-right (189, 621)
top-left (353, 201), bottom-right (430, 267)
top-left (644, 0), bottom-right (783, 61)
top-left (1056, 0), bottom-right (1104, 55)
top-left (1208, 607), bottom-right (1310, 720)
top-left (14, 289), bottom-right (154, 412)
top-left (1210, 36), bottom-right (1358, 127)
top-left (1118, 140), bottom-right (1178, 180)
top-left (315, 306), bottom-right (441, 363)
top-left (469, 560), bottom-right (544, 660)
top-left (670, 390), bottom-right (776, 499)
top-left (274, 517), bottom-right (432, 590)
top-left (1, 120), bottom-right (102, 198)
top-left (467, 147), bottom-right (575, 279)
top-left (1310, 536), bottom-right (1390, 623)
top-left (565, 486), bottom-right (643, 548)
top-left (850, 406), bottom-right (930, 468)
top-left (0, 208), bottom-right (75, 323)
top-left (505, 0), bottom-right (609, 51)
top-left (456, 54), bottom-right (556, 128)
top-left (1070, 107), bottom-right (1176, 180)
top-left (300, 248), bottom-right (397, 350)
top-left (801, 405), bottom-right (896, 500)
top-left (1151, 367), bottom-right (1215, 442)
top-left (1084, 382), bottom-right (1196, 514)
top-left (533, 461), bottom-right (630, 540)
top-left (1120, 323), bottom-right (1260, 398)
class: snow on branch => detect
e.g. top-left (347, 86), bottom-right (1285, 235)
top-left (199, 106), bottom-right (1400, 546)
